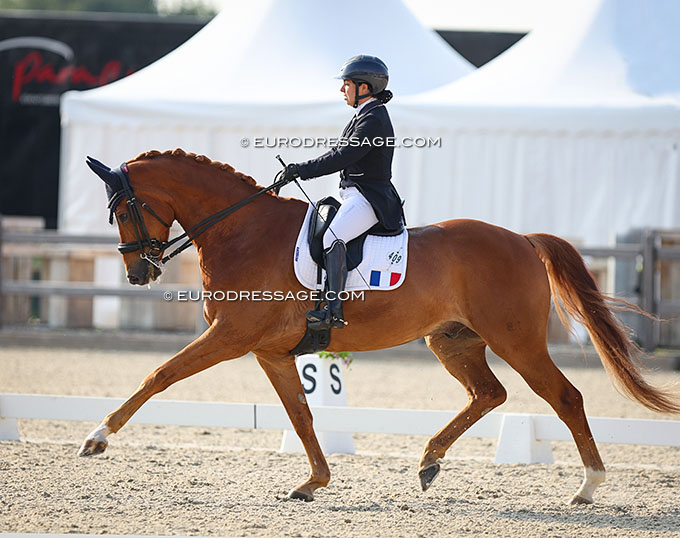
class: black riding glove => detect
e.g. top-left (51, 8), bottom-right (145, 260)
top-left (280, 163), bottom-right (300, 184)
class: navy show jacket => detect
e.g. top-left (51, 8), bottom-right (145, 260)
top-left (296, 100), bottom-right (404, 231)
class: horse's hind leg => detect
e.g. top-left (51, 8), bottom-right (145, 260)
top-left (419, 325), bottom-right (507, 491)
top-left (78, 324), bottom-right (248, 456)
top-left (256, 354), bottom-right (330, 501)
top-left (494, 343), bottom-right (605, 505)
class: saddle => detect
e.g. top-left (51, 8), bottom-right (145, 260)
top-left (291, 197), bottom-right (404, 357)
top-left (308, 196), bottom-right (404, 270)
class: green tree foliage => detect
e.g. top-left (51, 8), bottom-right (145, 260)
top-left (159, 0), bottom-right (216, 17)
top-left (0, 0), bottom-right (155, 12)
top-left (0, 0), bottom-right (217, 16)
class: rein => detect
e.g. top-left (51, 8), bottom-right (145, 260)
top-left (110, 163), bottom-right (289, 268)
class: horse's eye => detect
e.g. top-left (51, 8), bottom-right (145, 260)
top-left (118, 213), bottom-right (129, 223)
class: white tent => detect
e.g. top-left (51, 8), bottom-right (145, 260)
top-left (393, 0), bottom-right (680, 245)
top-left (59, 0), bottom-right (473, 233)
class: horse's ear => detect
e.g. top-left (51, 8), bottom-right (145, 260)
top-left (86, 156), bottom-right (121, 193)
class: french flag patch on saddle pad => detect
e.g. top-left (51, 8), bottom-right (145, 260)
top-left (370, 270), bottom-right (402, 288)
top-left (294, 204), bottom-right (408, 291)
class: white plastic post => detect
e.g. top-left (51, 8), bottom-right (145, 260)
top-left (494, 413), bottom-right (554, 464)
top-left (280, 354), bottom-right (355, 454)
top-left (0, 418), bottom-right (20, 441)
top-left (47, 257), bottom-right (68, 327)
top-left (92, 255), bottom-right (122, 329)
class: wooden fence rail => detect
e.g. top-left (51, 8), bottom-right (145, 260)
top-left (1, 223), bottom-right (679, 349)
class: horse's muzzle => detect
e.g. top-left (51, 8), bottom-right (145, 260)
top-left (127, 259), bottom-right (162, 285)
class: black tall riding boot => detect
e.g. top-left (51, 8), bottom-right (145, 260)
top-left (306, 240), bottom-right (348, 329)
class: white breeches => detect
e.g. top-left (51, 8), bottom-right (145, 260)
top-left (323, 186), bottom-right (379, 249)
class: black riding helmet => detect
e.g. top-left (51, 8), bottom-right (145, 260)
top-left (335, 55), bottom-right (390, 108)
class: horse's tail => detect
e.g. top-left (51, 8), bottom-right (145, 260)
top-left (527, 233), bottom-right (680, 415)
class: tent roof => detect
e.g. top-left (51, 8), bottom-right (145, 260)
top-left (62, 0), bottom-right (473, 122)
top-left (407, 0), bottom-right (680, 109)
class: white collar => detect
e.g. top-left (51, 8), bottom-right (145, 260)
top-left (355, 97), bottom-right (377, 116)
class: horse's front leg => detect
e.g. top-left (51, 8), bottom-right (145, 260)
top-left (256, 354), bottom-right (330, 501)
top-left (78, 323), bottom-right (247, 456)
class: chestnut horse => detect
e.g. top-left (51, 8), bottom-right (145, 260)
top-left (80, 149), bottom-right (679, 505)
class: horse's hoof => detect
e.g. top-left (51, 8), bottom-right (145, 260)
top-left (287, 488), bottom-right (314, 502)
top-left (78, 439), bottom-right (108, 457)
top-left (568, 494), bottom-right (593, 505)
top-left (419, 463), bottom-right (441, 492)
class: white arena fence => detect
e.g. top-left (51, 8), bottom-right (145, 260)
top-left (1, 393), bottom-right (679, 464)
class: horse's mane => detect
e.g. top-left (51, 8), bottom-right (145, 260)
top-left (132, 148), bottom-right (275, 196)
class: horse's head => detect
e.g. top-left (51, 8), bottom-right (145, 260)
top-left (86, 156), bottom-right (174, 285)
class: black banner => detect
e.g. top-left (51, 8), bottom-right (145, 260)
top-left (0, 11), bottom-right (206, 228)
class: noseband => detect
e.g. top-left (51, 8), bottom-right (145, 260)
top-left (108, 163), bottom-right (290, 269)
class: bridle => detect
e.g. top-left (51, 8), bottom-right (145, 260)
top-left (108, 163), bottom-right (168, 269)
top-left (108, 162), bottom-right (290, 270)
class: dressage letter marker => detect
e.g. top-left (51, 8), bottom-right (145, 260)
top-left (280, 354), bottom-right (355, 455)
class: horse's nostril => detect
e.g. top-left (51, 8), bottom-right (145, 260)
top-left (128, 274), bottom-right (140, 284)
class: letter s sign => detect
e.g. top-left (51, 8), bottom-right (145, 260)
top-left (329, 363), bottom-right (342, 395)
top-left (301, 363), bottom-right (317, 394)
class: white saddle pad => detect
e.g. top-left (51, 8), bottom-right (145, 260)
top-left (294, 204), bottom-right (408, 291)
